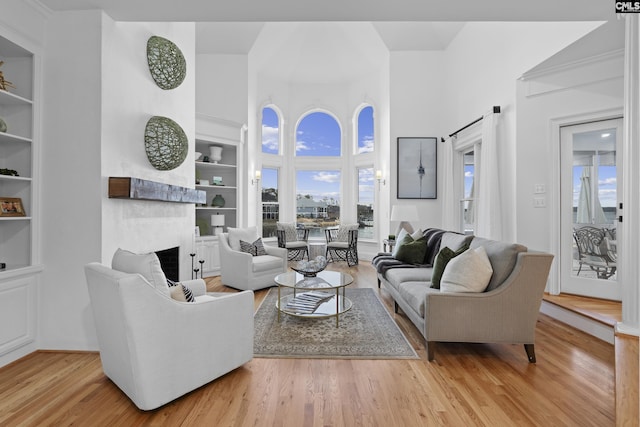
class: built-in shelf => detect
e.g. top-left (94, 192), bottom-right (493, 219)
top-left (196, 207), bottom-right (236, 211)
top-left (195, 161), bottom-right (236, 169)
top-left (108, 177), bottom-right (206, 204)
top-left (0, 89), bottom-right (32, 106)
top-left (195, 184), bottom-right (237, 190)
top-left (0, 175), bottom-right (31, 183)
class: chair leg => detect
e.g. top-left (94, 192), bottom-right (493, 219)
top-left (524, 344), bottom-right (536, 363)
top-left (426, 341), bottom-right (435, 361)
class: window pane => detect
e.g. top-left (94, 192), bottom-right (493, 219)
top-left (261, 168), bottom-right (279, 238)
top-left (357, 106), bottom-right (374, 154)
top-left (262, 107), bottom-right (279, 154)
top-left (296, 170), bottom-right (340, 238)
top-left (358, 167), bottom-right (374, 239)
top-left (296, 112), bottom-right (341, 156)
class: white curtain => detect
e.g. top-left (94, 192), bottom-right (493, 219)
top-left (476, 111), bottom-right (502, 240)
top-left (441, 138), bottom-right (458, 231)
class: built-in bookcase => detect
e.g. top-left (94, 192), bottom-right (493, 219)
top-left (0, 35), bottom-right (35, 272)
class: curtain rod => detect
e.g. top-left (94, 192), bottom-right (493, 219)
top-left (441, 106), bottom-right (501, 142)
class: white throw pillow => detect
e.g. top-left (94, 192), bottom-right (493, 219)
top-left (440, 246), bottom-right (493, 293)
top-left (227, 226), bottom-right (258, 251)
top-left (112, 248), bottom-right (170, 297)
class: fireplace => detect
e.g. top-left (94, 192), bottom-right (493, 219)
top-left (155, 246), bottom-right (179, 282)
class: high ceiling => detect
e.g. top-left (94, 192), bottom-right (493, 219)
top-left (39, 0), bottom-right (611, 22)
top-left (38, 0), bottom-right (616, 84)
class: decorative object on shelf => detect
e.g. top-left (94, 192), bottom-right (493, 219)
top-left (195, 151), bottom-right (202, 161)
top-left (0, 61), bottom-right (15, 91)
top-left (196, 217), bottom-right (210, 235)
top-left (146, 36), bottom-right (186, 90)
top-left (212, 176), bottom-right (223, 185)
top-left (211, 213), bottom-right (225, 235)
top-left (199, 179), bottom-right (210, 186)
top-left (0, 168), bottom-right (18, 176)
top-left (211, 194), bottom-right (225, 207)
top-left (195, 168), bottom-right (202, 184)
top-left (291, 256), bottom-right (328, 277)
top-left (0, 117), bottom-right (7, 132)
top-left (202, 155), bottom-right (210, 162)
top-left (0, 197), bottom-right (26, 217)
top-left (144, 116), bottom-right (188, 170)
top-left (209, 145), bottom-right (223, 164)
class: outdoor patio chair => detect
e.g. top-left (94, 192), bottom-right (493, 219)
top-left (325, 224), bottom-right (359, 266)
top-left (276, 222), bottom-right (310, 261)
top-left (573, 225), bottom-right (617, 279)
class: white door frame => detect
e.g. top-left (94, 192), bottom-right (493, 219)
top-left (548, 108), bottom-right (623, 295)
top-left (559, 117), bottom-right (622, 300)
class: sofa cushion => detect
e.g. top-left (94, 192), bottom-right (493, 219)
top-left (384, 267), bottom-right (434, 291)
top-left (170, 283), bottom-right (195, 302)
top-left (112, 248), bottom-right (170, 297)
top-left (441, 246), bottom-right (493, 293)
top-left (422, 228), bottom-right (447, 265)
top-left (440, 232), bottom-right (474, 252)
top-left (430, 243), bottom-right (470, 289)
top-left (394, 234), bottom-right (427, 264)
top-left (240, 238), bottom-right (267, 256)
top-left (252, 254), bottom-right (284, 273)
top-left (470, 237), bottom-right (527, 291)
top-left (398, 281), bottom-right (440, 317)
top-left (228, 227), bottom-right (259, 251)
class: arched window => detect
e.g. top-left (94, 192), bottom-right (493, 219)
top-left (357, 105), bottom-right (374, 154)
top-left (296, 111), bottom-right (341, 156)
top-left (262, 106), bottom-right (280, 155)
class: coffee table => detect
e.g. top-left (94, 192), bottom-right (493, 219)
top-left (274, 270), bottom-right (354, 327)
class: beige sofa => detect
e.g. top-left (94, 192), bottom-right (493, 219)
top-left (374, 229), bottom-right (554, 363)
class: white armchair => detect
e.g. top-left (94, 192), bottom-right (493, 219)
top-left (218, 227), bottom-right (288, 291)
top-left (84, 251), bottom-right (254, 410)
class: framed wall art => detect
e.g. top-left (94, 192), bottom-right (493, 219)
top-left (0, 197), bottom-right (25, 217)
top-left (397, 137), bottom-right (437, 199)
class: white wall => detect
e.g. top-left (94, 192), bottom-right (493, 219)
top-left (516, 56), bottom-right (623, 253)
top-left (40, 10), bottom-right (104, 350)
top-left (40, 12), bottom-right (196, 351)
top-left (442, 22), bottom-right (601, 241)
top-left (196, 54), bottom-right (248, 124)
top-left (389, 51), bottom-right (446, 231)
top-left (101, 21), bottom-right (196, 275)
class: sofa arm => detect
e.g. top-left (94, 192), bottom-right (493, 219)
top-left (424, 252), bottom-right (553, 345)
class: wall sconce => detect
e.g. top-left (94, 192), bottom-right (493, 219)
top-left (376, 170), bottom-right (385, 187)
top-left (251, 170), bottom-right (261, 186)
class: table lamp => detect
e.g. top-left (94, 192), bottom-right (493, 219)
top-left (211, 213), bottom-right (225, 235)
top-left (390, 205), bottom-right (419, 237)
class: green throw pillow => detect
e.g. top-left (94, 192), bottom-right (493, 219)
top-left (394, 235), bottom-right (427, 264)
top-left (430, 243), bottom-right (470, 289)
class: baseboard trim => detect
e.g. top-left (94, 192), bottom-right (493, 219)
top-left (540, 301), bottom-right (615, 344)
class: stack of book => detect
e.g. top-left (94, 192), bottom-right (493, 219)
top-left (284, 291), bottom-right (335, 314)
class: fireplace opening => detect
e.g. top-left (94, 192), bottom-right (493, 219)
top-left (156, 246), bottom-right (179, 282)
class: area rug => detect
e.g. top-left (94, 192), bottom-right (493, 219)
top-left (254, 287), bottom-right (419, 359)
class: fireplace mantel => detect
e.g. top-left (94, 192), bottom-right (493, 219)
top-left (108, 177), bottom-right (206, 204)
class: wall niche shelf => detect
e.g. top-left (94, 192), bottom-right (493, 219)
top-left (109, 177), bottom-right (206, 204)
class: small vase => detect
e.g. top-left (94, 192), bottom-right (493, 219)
top-left (211, 194), bottom-right (225, 207)
top-left (209, 146), bottom-right (223, 164)
top-left (0, 117), bottom-right (6, 133)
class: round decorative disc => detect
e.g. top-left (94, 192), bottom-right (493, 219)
top-left (144, 116), bottom-right (188, 170)
top-left (146, 35), bottom-right (186, 90)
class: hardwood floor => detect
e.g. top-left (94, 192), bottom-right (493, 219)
top-left (0, 262), bottom-right (620, 426)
